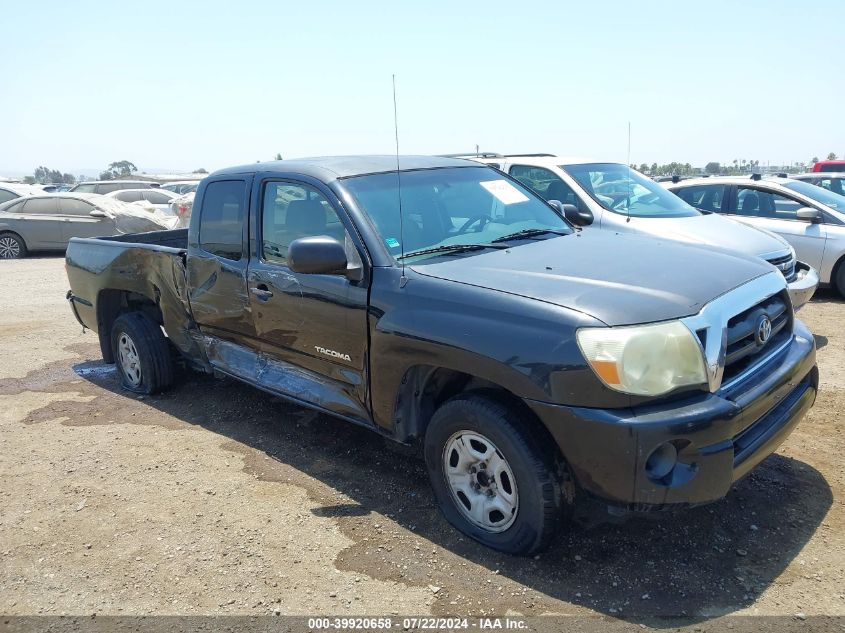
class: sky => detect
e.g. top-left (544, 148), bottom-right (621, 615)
top-left (1, 0), bottom-right (843, 177)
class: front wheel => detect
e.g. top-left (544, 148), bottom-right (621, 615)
top-left (0, 232), bottom-right (27, 259)
top-left (111, 312), bottom-right (174, 394)
top-left (836, 262), bottom-right (845, 299)
top-left (424, 393), bottom-right (567, 555)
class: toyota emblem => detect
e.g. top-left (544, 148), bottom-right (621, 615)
top-left (756, 315), bottom-right (772, 346)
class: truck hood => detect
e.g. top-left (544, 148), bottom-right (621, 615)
top-left (621, 213), bottom-right (792, 258)
top-left (410, 231), bottom-right (775, 326)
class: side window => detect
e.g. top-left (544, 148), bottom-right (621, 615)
top-left (22, 198), bottom-right (58, 214)
top-left (3, 200), bottom-right (25, 213)
top-left (199, 180), bottom-right (246, 261)
top-left (675, 185), bottom-right (726, 212)
top-left (59, 198), bottom-right (95, 215)
top-left (736, 187), bottom-right (802, 220)
top-left (819, 178), bottom-right (844, 196)
top-left (261, 182), bottom-right (352, 264)
top-left (144, 191), bottom-right (172, 204)
top-left (98, 183), bottom-right (124, 194)
top-left (114, 190), bottom-right (142, 202)
top-left (509, 165), bottom-right (577, 204)
top-left (0, 190), bottom-right (18, 204)
top-left (73, 184), bottom-right (96, 193)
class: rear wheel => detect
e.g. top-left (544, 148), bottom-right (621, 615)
top-left (424, 393), bottom-right (567, 555)
top-left (111, 312), bottom-right (174, 394)
top-left (0, 232), bottom-right (27, 259)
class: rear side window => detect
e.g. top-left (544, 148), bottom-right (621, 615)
top-left (98, 183), bottom-right (125, 194)
top-left (674, 184), bottom-right (727, 212)
top-left (73, 184), bottom-right (97, 193)
top-left (0, 190), bottom-right (19, 204)
top-left (113, 190), bottom-right (142, 202)
top-left (143, 191), bottom-right (173, 204)
top-left (821, 164), bottom-right (845, 173)
top-left (199, 180), bottom-right (246, 260)
top-left (22, 198), bottom-right (58, 214)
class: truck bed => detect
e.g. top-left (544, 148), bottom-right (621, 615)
top-left (65, 228), bottom-right (202, 365)
top-left (83, 228), bottom-right (189, 251)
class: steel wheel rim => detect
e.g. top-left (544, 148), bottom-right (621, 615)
top-left (117, 332), bottom-right (142, 387)
top-left (0, 236), bottom-right (20, 259)
top-left (442, 431), bottom-right (519, 533)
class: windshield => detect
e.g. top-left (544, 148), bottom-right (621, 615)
top-left (343, 166), bottom-right (572, 261)
top-left (560, 163), bottom-right (700, 218)
top-left (783, 180), bottom-right (845, 211)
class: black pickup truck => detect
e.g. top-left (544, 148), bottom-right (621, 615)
top-left (66, 156), bottom-right (818, 554)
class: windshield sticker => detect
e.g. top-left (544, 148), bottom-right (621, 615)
top-left (385, 237), bottom-right (401, 249)
top-left (480, 180), bottom-right (529, 205)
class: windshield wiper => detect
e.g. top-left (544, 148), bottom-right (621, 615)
top-left (397, 243), bottom-right (508, 260)
top-left (491, 228), bottom-right (569, 243)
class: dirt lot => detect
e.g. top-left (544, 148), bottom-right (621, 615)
top-left (1, 257), bottom-right (843, 622)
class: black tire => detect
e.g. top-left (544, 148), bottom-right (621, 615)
top-left (110, 312), bottom-right (174, 394)
top-left (836, 261), bottom-right (845, 299)
top-left (423, 393), bottom-right (567, 555)
top-left (0, 232), bottom-right (27, 259)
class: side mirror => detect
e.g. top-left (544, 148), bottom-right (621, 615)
top-left (89, 209), bottom-right (107, 218)
top-left (796, 207), bottom-right (822, 224)
top-left (548, 199), bottom-right (594, 226)
top-left (288, 236), bottom-right (348, 276)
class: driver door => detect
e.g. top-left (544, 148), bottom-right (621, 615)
top-left (247, 178), bottom-right (371, 423)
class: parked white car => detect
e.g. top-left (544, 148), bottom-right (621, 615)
top-left (168, 192), bottom-right (194, 228)
top-left (105, 188), bottom-right (179, 214)
top-left (160, 180), bottom-right (201, 195)
top-left (667, 175), bottom-right (845, 297)
top-left (0, 182), bottom-right (46, 205)
top-left (463, 154), bottom-right (818, 308)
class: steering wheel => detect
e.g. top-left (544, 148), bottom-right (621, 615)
top-left (458, 214), bottom-right (491, 234)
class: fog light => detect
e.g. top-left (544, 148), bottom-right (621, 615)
top-left (646, 442), bottom-right (678, 481)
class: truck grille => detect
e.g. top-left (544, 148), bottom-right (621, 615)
top-left (721, 290), bottom-right (792, 385)
top-left (766, 254), bottom-right (796, 283)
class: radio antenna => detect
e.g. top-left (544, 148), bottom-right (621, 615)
top-left (626, 121), bottom-right (632, 223)
top-left (392, 74), bottom-right (407, 286)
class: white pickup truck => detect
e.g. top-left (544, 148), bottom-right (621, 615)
top-left (463, 154), bottom-right (818, 309)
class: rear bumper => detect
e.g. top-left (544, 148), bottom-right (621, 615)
top-left (787, 261), bottom-right (818, 310)
top-left (526, 320), bottom-right (817, 509)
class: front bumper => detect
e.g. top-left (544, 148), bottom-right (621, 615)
top-left (526, 320), bottom-right (817, 509)
top-left (787, 261), bottom-right (818, 310)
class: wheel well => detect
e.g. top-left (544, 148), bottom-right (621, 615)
top-left (97, 289), bottom-right (164, 363)
top-left (394, 366), bottom-right (557, 449)
top-left (0, 230), bottom-right (26, 246)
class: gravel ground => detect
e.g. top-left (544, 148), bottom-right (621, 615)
top-left (0, 257), bottom-right (842, 623)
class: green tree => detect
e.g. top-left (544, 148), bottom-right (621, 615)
top-left (100, 160), bottom-right (138, 180)
top-left (33, 166), bottom-right (64, 184)
top-left (274, 153), bottom-right (283, 161)
top-left (23, 176), bottom-right (36, 184)
top-left (811, 156), bottom-right (819, 164)
top-left (193, 168), bottom-right (208, 174)
top-left (828, 152), bottom-right (838, 160)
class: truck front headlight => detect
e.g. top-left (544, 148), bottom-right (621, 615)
top-left (576, 321), bottom-right (707, 396)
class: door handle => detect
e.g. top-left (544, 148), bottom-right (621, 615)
top-left (251, 284), bottom-right (273, 301)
